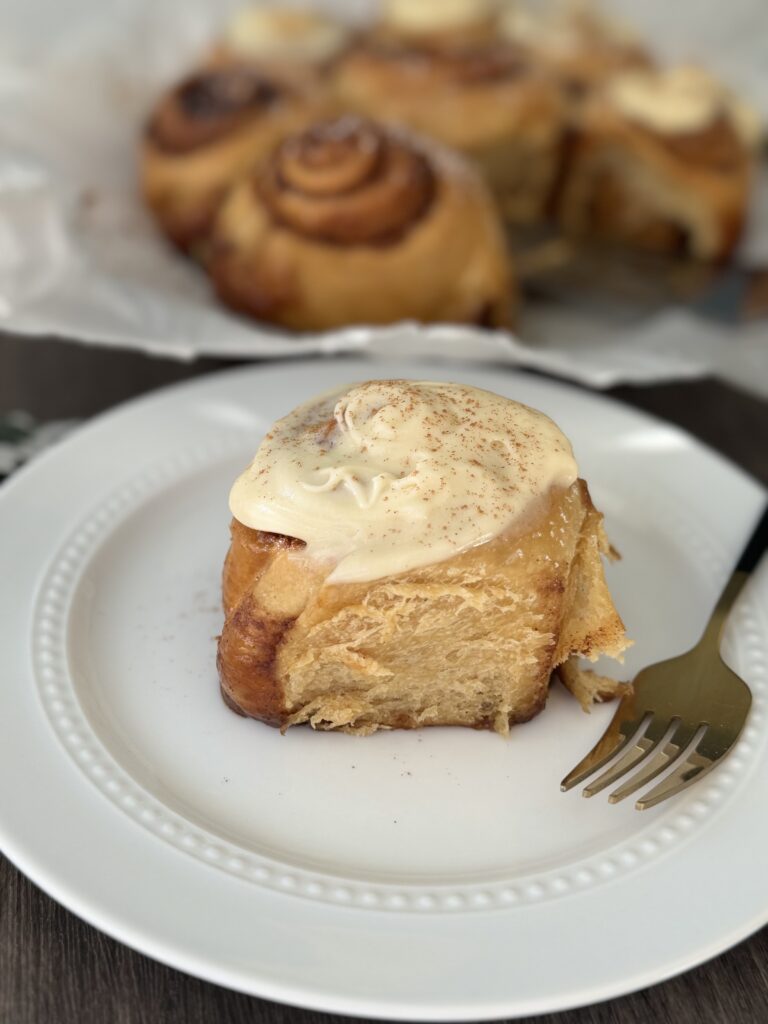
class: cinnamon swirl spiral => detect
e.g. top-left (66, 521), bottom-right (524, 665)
top-left (141, 64), bottom-right (330, 251)
top-left (208, 116), bottom-right (514, 330)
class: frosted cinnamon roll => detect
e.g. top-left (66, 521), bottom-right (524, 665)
top-left (555, 66), bottom-right (758, 261)
top-left (331, 0), bottom-right (566, 223)
top-left (218, 379), bottom-right (631, 734)
top-left (207, 116), bottom-right (515, 330)
top-left (214, 6), bottom-right (351, 84)
top-left (141, 63), bottom-right (329, 251)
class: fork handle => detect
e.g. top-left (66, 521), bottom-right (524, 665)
top-left (703, 570), bottom-right (749, 645)
top-left (699, 502), bottom-right (768, 651)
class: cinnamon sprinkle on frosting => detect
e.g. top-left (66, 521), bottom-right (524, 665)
top-left (229, 380), bottom-right (578, 582)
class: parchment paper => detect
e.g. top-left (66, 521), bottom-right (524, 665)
top-left (0, 0), bottom-right (766, 395)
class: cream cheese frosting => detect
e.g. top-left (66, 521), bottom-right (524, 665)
top-left (501, 6), bottom-right (581, 55)
top-left (229, 380), bottom-right (578, 583)
top-left (501, 1), bottom-right (638, 56)
top-left (607, 65), bottom-right (758, 139)
top-left (224, 6), bottom-right (349, 63)
top-left (384, 0), bottom-right (493, 34)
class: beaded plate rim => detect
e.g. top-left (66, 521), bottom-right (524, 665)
top-left (31, 436), bottom-right (768, 914)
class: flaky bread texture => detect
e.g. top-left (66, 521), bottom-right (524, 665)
top-left (217, 480), bottom-right (630, 735)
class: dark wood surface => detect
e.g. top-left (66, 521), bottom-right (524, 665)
top-left (1, 332), bottom-right (767, 1024)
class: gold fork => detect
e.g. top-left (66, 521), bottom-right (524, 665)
top-left (561, 502), bottom-right (767, 811)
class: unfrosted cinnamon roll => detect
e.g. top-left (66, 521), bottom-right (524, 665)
top-left (141, 63), bottom-right (330, 251)
top-left (207, 116), bottom-right (515, 330)
top-left (555, 66), bottom-right (758, 261)
top-left (331, 0), bottom-right (566, 223)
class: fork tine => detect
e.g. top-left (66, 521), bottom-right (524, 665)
top-left (607, 721), bottom-right (700, 804)
top-left (634, 741), bottom-right (717, 810)
top-left (560, 708), bottom-right (649, 792)
top-left (582, 715), bottom-right (670, 798)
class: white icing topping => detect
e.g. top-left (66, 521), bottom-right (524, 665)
top-left (608, 65), bottom-right (744, 136)
top-left (224, 6), bottom-right (348, 63)
top-left (502, 5), bottom-right (582, 55)
top-left (229, 380), bottom-right (578, 583)
top-left (501, 1), bottom-right (638, 56)
top-left (384, 0), bottom-right (493, 34)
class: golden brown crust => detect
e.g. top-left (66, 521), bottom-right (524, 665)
top-left (257, 119), bottom-right (436, 245)
top-left (658, 115), bottom-right (746, 170)
top-left (207, 116), bottom-right (515, 330)
top-left (557, 658), bottom-right (631, 711)
top-left (218, 524), bottom-right (307, 723)
top-left (217, 480), bottom-right (630, 735)
top-left (141, 64), bottom-right (331, 250)
top-left (355, 32), bottom-right (530, 85)
top-left (216, 593), bottom-right (292, 725)
top-left (222, 520), bottom-right (305, 613)
top-left (554, 96), bottom-right (753, 261)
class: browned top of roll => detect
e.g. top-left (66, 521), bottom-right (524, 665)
top-left (146, 65), bottom-right (293, 154)
top-left (658, 115), bottom-right (746, 170)
top-left (257, 116), bottom-right (437, 244)
top-left (360, 33), bottom-right (528, 85)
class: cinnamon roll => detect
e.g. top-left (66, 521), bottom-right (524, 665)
top-left (207, 116), bottom-right (515, 330)
top-left (218, 379), bottom-right (631, 734)
top-left (555, 66), bottom-right (758, 261)
top-left (141, 63), bottom-right (329, 251)
top-left (214, 6), bottom-right (351, 85)
top-left (500, 0), bottom-right (653, 101)
top-left (331, 0), bottom-right (566, 223)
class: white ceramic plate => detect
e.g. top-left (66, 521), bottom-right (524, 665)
top-left (1, 358), bottom-right (766, 1021)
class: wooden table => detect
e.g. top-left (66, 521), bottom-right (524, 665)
top-left (2, 333), bottom-right (767, 1024)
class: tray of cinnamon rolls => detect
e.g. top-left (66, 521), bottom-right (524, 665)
top-left (1, 0), bottom-right (766, 386)
top-left (140, 0), bottom-right (764, 333)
